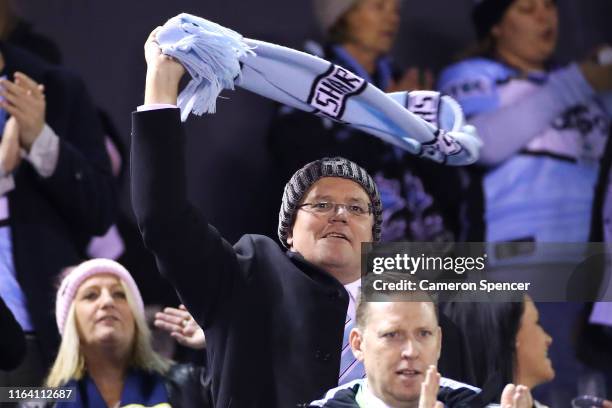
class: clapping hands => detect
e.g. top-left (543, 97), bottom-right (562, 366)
top-left (419, 366), bottom-right (444, 408)
top-left (0, 72), bottom-right (46, 152)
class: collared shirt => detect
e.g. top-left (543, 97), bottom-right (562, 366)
top-left (344, 278), bottom-right (360, 323)
top-left (355, 380), bottom-right (393, 408)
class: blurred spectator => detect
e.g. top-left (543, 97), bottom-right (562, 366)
top-left (0, 5), bottom-right (179, 310)
top-left (437, 0), bottom-right (611, 243)
top-left (590, 116), bottom-right (612, 244)
top-left (46, 259), bottom-right (211, 407)
top-left (268, 0), bottom-right (482, 244)
top-left (585, 50), bottom-right (612, 397)
top-left (0, 41), bottom-right (115, 387)
top-left (2, 4), bottom-right (180, 337)
top-left (437, 0), bottom-right (611, 404)
top-left (443, 298), bottom-right (612, 407)
top-left (585, 118), bottom-right (612, 397)
top-left (443, 298), bottom-right (552, 406)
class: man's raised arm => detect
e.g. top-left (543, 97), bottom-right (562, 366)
top-left (131, 28), bottom-right (238, 329)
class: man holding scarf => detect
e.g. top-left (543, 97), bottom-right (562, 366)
top-left (132, 16), bottom-right (482, 405)
top-left (132, 27), bottom-right (384, 407)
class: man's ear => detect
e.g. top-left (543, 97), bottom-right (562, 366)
top-left (350, 328), bottom-right (365, 361)
top-left (286, 232), bottom-right (293, 247)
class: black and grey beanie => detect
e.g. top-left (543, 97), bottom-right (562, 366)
top-left (278, 157), bottom-right (382, 248)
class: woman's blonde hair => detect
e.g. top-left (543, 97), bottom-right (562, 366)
top-left (46, 279), bottom-right (171, 387)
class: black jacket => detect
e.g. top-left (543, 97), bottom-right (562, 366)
top-left (305, 378), bottom-right (484, 408)
top-left (0, 42), bottom-right (115, 364)
top-left (0, 296), bottom-right (26, 370)
top-left (131, 108), bottom-right (350, 407)
top-left (165, 364), bottom-right (213, 408)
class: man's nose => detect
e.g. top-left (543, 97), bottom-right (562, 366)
top-left (329, 204), bottom-right (349, 222)
top-left (400, 339), bottom-right (419, 359)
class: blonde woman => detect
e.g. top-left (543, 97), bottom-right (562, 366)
top-left (46, 259), bottom-right (211, 408)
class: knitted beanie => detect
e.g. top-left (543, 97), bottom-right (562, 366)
top-left (278, 157), bottom-right (382, 248)
top-left (472, 0), bottom-right (515, 40)
top-left (312, 0), bottom-right (359, 33)
top-left (55, 258), bottom-right (145, 335)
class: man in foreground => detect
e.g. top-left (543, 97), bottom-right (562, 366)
top-left (308, 290), bottom-right (535, 408)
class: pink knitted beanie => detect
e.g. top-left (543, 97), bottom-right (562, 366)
top-left (55, 258), bottom-right (145, 335)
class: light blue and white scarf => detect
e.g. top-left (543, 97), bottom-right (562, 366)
top-left (157, 13), bottom-right (481, 165)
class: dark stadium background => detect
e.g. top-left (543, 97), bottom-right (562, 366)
top-left (15, 0), bottom-right (612, 242)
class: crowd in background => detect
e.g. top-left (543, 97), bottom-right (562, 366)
top-left (0, 0), bottom-right (611, 406)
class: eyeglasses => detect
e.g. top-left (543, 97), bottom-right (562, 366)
top-left (298, 201), bottom-right (372, 217)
